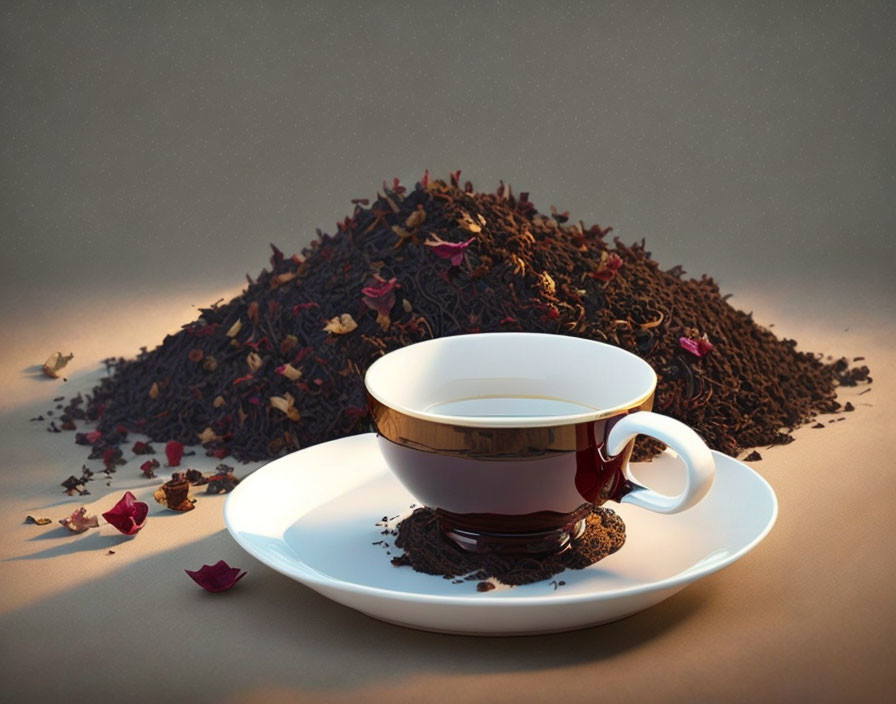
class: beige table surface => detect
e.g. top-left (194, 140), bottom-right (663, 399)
top-left (2, 3), bottom-right (895, 701)
top-left (0, 282), bottom-right (893, 704)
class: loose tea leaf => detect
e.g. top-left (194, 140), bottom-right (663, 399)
top-left (391, 506), bottom-right (626, 587)
top-left (57, 173), bottom-right (870, 475)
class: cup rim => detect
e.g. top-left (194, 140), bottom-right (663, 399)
top-left (364, 332), bottom-right (657, 428)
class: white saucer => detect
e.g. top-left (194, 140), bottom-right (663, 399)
top-left (224, 433), bottom-right (777, 635)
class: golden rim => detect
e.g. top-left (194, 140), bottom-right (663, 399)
top-left (368, 392), bottom-right (654, 458)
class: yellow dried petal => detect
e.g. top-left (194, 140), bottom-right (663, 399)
top-left (323, 314), bottom-right (358, 335)
top-left (197, 427), bottom-right (221, 444)
top-left (405, 208), bottom-right (426, 229)
top-left (149, 382), bottom-right (160, 400)
top-left (226, 320), bottom-right (243, 338)
top-left (42, 352), bottom-right (74, 378)
top-left (246, 352), bottom-right (263, 372)
top-left (212, 395), bottom-right (226, 408)
top-left (278, 363), bottom-right (303, 381)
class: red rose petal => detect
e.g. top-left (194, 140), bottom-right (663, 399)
top-left (165, 440), bottom-right (184, 467)
top-left (102, 491), bottom-right (148, 535)
top-left (185, 560), bottom-right (247, 593)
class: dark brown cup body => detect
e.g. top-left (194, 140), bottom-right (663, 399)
top-left (368, 392), bottom-right (653, 555)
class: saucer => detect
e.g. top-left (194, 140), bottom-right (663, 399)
top-left (224, 433), bottom-right (777, 635)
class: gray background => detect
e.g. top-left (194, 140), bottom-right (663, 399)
top-left (2, 0), bottom-right (894, 321)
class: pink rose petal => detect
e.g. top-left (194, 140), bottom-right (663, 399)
top-left (424, 236), bottom-right (475, 266)
top-left (59, 506), bottom-right (99, 533)
top-left (679, 336), bottom-right (714, 357)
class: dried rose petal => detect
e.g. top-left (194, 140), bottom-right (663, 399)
top-left (185, 560), bottom-right (246, 593)
top-left (591, 252), bottom-right (624, 282)
top-left (132, 441), bottom-right (155, 455)
top-left (165, 440), bottom-right (184, 467)
top-left (225, 320), bottom-right (243, 338)
top-left (362, 276), bottom-right (398, 330)
top-left (43, 352), bottom-right (74, 378)
top-left (140, 459), bottom-right (160, 478)
top-left (205, 465), bottom-right (240, 494)
top-left (25, 515), bottom-right (52, 525)
top-left (424, 234), bottom-right (475, 266)
top-left (188, 349), bottom-right (204, 363)
top-left (679, 336), bottom-right (713, 357)
top-left (323, 314), bottom-right (358, 335)
top-left (102, 491), bottom-right (148, 535)
top-left (102, 447), bottom-right (125, 469)
top-left (59, 506), bottom-right (99, 533)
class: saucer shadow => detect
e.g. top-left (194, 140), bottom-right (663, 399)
top-left (0, 529), bottom-right (711, 702)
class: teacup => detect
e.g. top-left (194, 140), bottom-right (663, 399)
top-left (365, 332), bottom-right (714, 555)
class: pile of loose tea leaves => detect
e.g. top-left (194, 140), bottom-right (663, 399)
top-left (55, 171), bottom-right (871, 473)
top-left (390, 506), bottom-right (626, 588)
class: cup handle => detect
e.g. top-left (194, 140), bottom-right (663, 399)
top-left (606, 411), bottom-right (715, 513)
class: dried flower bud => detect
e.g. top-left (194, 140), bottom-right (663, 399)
top-left (540, 272), bottom-right (556, 295)
top-left (323, 314), bottom-right (358, 335)
top-left (188, 349), bottom-right (204, 363)
top-left (202, 355), bottom-right (218, 372)
top-left (43, 352), bottom-right (74, 378)
top-left (153, 474), bottom-right (195, 512)
top-left (149, 382), bottom-right (160, 400)
top-left (212, 395), bottom-right (226, 408)
top-left (165, 440), bottom-right (184, 467)
top-left (226, 320), bottom-right (243, 338)
top-left (59, 506), bottom-right (99, 533)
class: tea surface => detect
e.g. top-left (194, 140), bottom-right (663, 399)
top-left (426, 395), bottom-right (598, 418)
